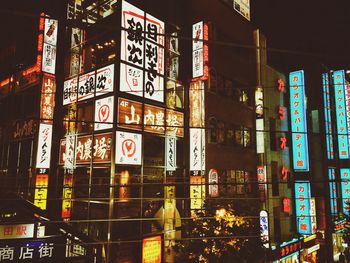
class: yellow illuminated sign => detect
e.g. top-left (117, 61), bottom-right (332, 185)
top-left (34, 174), bottom-right (48, 210)
top-left (190, 176), bottom-right (205, 210)
top-left (142, 236), bottom-right (162, 263)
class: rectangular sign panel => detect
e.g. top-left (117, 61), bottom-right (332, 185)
top-left (192, 22), bottom-right (209, 80)
top-left (190, 176), bottom-right (205, 210)
top-left (115, 131), bottom-right (142, 165)
top-left (94, 96), bottom-right (114, 131)
top-left (189, 81), bottom-right (205, 128)
top-left (289, 70), bottom-right (309, 171)
top-left (295, 181), bottom-right (312, 235)
top-left (62, 173), bottom-right (73, 219)
top-left (120, 0), bottom-right (165, 102)
top-left (333, 70), bottom-right (350, 159)
top-left (36, 123), bottom-right (53, 169)
top-left (165, 136), bottom-right (176, 171)
top-left (96, 64), bottom-right (114, 97)
top-left (233, 0), bottom-right (250, 21)
top-left (78, 70), bottom-right (95, 101)
top-left (0, 224), bottom-right (35, 240)
top-left (118, 97), bottom-right (143, 131)
top-left (328, 167), bottom-right (338, 215)
top-left (63, 77), bottom-right (78, 105)
top-left (34, 174), bottom-right (49, 210)
top-left (189, 128), bottom-right (205, 172)
top-left (142, 236), bottom-right (161, 263)
top-left (40, 74), bottom-right (56, 123)
top-left (322, 73), bottom-right (334, 159)
top-left (144, 104), bottom-right (165, 134)
top-left (340, 168), bottom-right (350, 216)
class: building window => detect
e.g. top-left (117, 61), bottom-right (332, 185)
top-left (77, 102), bottom-right (93, 133)
top-left (269, 118), bottom-right (277, 151)
top-left (271, 161), bottom-right (279, 196)
top-left (217, 121), bottom-right (225, 144)
top-left (208, 117), bottom-right (218, 144)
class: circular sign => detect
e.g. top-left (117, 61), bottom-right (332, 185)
top-left (122, 139), bottom-right (136, 157)
top-left (98, 104), bottom-right (110, 122)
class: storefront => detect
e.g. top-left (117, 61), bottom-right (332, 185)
top-left (300, 235), bottom-right (320, 263)
top-left (271, 237), bottom-right (303, 263)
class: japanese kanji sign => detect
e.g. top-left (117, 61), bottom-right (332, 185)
top-left (118, 98), bottom-right (143, 130)
top-left (295, 181), bottom-right (312, 235)
top-left (189, 128), bottom-right (205, 172)
top-left (189, 81), bottom-right (205, 128)
top-left (341, 168), bottom-right (350, 216)
top-left (0, 224), bottom-right (34, 240)
top-left (142, 236), bottom-right (161, 263)
top-left (120, 0), bottom-right (165, 102)
top-left (36, 124), bottom-right (53, 169)
top-left (63, 77), bottom-right (78, 105)
top-left (115, 131), bottom-right (142, 165)
top-left (144, 104), bottom-right (165, 134)
top-left (34, 174), bottom-right (48, 210)
top-left (259, 210), bottom-right (269, 248)
top-left (62, 173), bottom-right (73, 219)
top-left (95, 64), bottom-right (114, 97)
top-left (190, 176), bottom-right (205, 210)
top-left (165, 136), bottom-right (176, 171)
top-left (208, 169), bottom-right (219, 197)
top-left (40, 74), bottom-right (56, 123)
top-left (289, 70), bottom-right (309, 171)
top-left (333, 70), bottom-right (350, 159)
top-left (192, 21), bottom-right (209, 80)
top-left (94, 96), bottom-right (114, 131)
top-left (42, 17), bottom-right (58, 75)
top-left (328, 167), bottom-right (338, 215)
top-left (322, 73), bottom-right (334, 160)
top-left (78, 71), bottom-right (95, 101)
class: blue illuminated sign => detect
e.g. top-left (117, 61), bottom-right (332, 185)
top-left (333, 70), bottom-right (350, 159)
top-left (322, 73), bottom-right (334, 159)
top-left (340, 168), bottom-right (350, 215)
top-left (328, 167), bottom-right (338, 215)
top-left (295, 181), bottom-right (312, 235)
top-left (289, 70), bottom-right (309, 171)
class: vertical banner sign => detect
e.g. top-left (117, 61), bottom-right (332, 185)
top-left (36, 14), bottom-right (44, 72)
top-left (289, 70), bottom-right (309, 171)
top-left (40, 74), bottom-right (56, 123)
top-left (120, 0), bottom-right (165, 102)
top-left (259, 210), bottom-right (269, 248)
top-left (189, 128), bottom-right (205, 172)
top-left (42, 17), bottom-right (58, 74)
top-left (189, 81), bottom-right (205, 128)
top-left (333, 70), bottom-right (350, 159)
top-left (328, 167), bottom-right (338, 215)
top-left (190, 176), bottom-right (205, 211)
top-left (34, 174), bottom-right (49, 210)
top-left (142, 236), bottom-right (162, 263)
top-left (340, 168), bottom-right (350, 216)
top-left (295, 181), bottom-right (312, 235)
top-left (257, 165), bottom-right (267, 200)
top-left (62, 173), bottom-right (73, 218)
top-left (64, 134), bottom-right (76, 170)
top-left (208, 169), bottom-right (219, 197)
top-left (165, 136), bottom-right (176, 171)
top-left (115, 131), bottom-right (142, 165)
top-left (164, 184), bottom-right (176, 247)
top-left (310, 197), bottom-right (317, 234)
top-left (95, 64), bottom-right (114, 97)
top-left (119, 170), bottom-right (131, 202)
top-left (322, 73), bottom-right (334, 159)
top-left (192, 22), bottom-right (209, 80)
top-left (94, 96), bottom-right (114, 131)
top-left (36, 124), bottom-right (53, 169)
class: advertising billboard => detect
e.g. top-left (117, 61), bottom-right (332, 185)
top-left (289, 70), bottom-right (309, 171)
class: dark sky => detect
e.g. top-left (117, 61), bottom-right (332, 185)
top-left (252, 0), bottom-right (350, 72)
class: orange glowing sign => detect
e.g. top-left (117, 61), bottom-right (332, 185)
top-left (166, 109), bottom-right (184, 137)
top-left (119, 170), bottom-right (130, 202)
top-left (142, 236), bottom-right (162, 263)
top-left (189, 81), bottom-right (205, 128)
top-left (62, 173), bottom-right (73, 218)
top-left (144, 104), bottom-right (165, 134)
top-left (118, 98), bottom-right (143, 131)
top-left (40, 74), bottom-right (56, 122)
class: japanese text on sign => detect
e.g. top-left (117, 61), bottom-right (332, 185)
top-left (294, 181), bottom-right (312, 235)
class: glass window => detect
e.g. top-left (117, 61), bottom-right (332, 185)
top-left (91, 167), bottom-right (110, 199)
top-left (234, 126), bottom-right (243, 146)
top-left (208, 117), bottom-right (217, 144)
top-left (217, 121), bottom-right (225, 144)
top-left (226, 124), bottom-right (235, 145)
top-left (77, 102), bottom-right (93, 133)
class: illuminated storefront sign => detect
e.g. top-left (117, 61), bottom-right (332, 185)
top-left (65, 135), bottom-right (76, 169)
top-left (34, 174), bottom-right (49, 210)
top-left (208, 169), bottom-right (219, 197)
top-left (322, 73), bottom-right (334, 159)
top-left (94, 96), bottom-right (114, 131)
top-left (165, 136), bottom-right (176, 171)
top-left (75, 135), bottom-right (93, 164)
top-left (142, 236), bottom-right (162, 263)
top-left (95, 64), bottom-right (114, 97)
top-left (233, 0), bottom-right (250, 21)
top-left (192, 21), bottom-right (209, 80)
top-left (328, 167), bottom-right (338, 215)
top-left (78, 71), bottom-right (95, 101)
top-left (118, 98), bottom-right (142, 131)
top-left (36, 124), bottom-right (53, 169)
top-left (0, 224), bottom-right (34, 239)
top-left (259, 210), bottom-right (269, 248)
top-left (333, 70), bottom-right (350, 159)
top-left (271, 238), bottom-right (303, 261)
top-left (282, 198), bottom-right (291, 215)
top-left (40, 74), bottom-right (56, 123)
top-left (12, 120), bottom-right (38, 140)
top-left (62, 173), bottom-right (73, 219)
top-left (189, 128), bottom-right (205, 172)
top-left (295, 181), bottom-right (312, 235)
top-left (166, 109), bottom-right (184, 137)
top-left (289, 70), bottom-right (309, 171)
top-left (42, 17), bottom-right (58, 74)
top-left (115, 131), bottom-right (142, 165)
top-left (255, 88), bottom-right (263, 117)
top-left (63, 77), bottom-right (78, 105)
top-left (257, 165), bottom-right (266, 201)
top-left (144, 104), bottom-right (165, 134)
top-left (120, 0), bottom-right (165, 102)
top-left (340, 168), bottom-right (350, 215)
top-left (190, 176), bottom-right (205, 210)
top-left (256, 118), bottom-right (264, 154)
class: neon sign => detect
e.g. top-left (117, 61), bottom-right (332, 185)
top-left (295, 181), bottom-right (312, 235)
top-left (322, 73), bottom-right (334, 159)
top-left (340, 168), bottom-right (350, 215)
top-left (289, 70), bottom-right (309, 171)
top-left (328, 167), bottom-right (338, 215)
top-left (333, 70), bottom-right (350, 159)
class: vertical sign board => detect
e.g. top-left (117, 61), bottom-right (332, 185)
top-left (322, 73), bottom-right (334, 159)
top-left (259, 210), bottom-right (269, 248)
top-left (310, 198), bottom-right (317, 234)
top-left (142, 236), bottom-right (161, 263)
top-left (289, 70), bottom-right (309, 171)
top-left (189, 128), bottom-right (205, 172)
top-left (94, 96), bottom-right (114, 131)
top-left (328, 168), bottom-right (338, 215)
top-left (190, 176), bottom-right (205, 211)
top-left (340, 168), bottom-right (350, 216)
top-left (115, 131), bottom-right (142, 165)
top-left (233, 0), bottom-right (250, 21)
top-left (333, 70), bottom-right (350, 159)
top-left (165, 136), bottom-right (176, 171)
top-left (62, 173), bottom-right (73, 218)
top-left (42, 18), bottom-right (58, 74)
top-left (63, 77), bottom-right (78, 105)
top-left (34, 174), bottom-right (49, 210)
top-left (295, 181), bottom-right (312, 235)
top-left (36, 124), bottom-right (53, 169)
top-left (192, 21), bottom-right (209, 80)
top-left (40, 75), bottom-right (56, 123)
top-left (208, 169), bottom-right (219, 197)
top-left (120, 0), bottom-right (165, 102)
